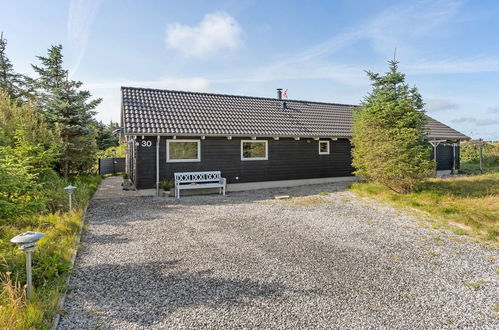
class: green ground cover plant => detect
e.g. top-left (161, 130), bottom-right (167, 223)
top-left (350, 172), bottom-right (499, 245)
top-left (1, 175), bottom-right (101, 329)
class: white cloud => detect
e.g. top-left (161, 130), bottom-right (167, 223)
top-left (67, 0), bottom-right (101, 77)
top-left (364, 0), bottom-right (462, 55)
top-left (165, 11), bottom-right (242, 59)
top-left (403, 57), bottom-right (499, 74)
top-left (425, 98), bottom-right (459, 112)
top-left (219, 1), bottom-right (465, 87)
top-left (451, 117), bottom-right (499, 126)
top-left (488, 106), bottom-right (499, 113)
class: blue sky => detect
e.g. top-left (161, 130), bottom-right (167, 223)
top-left (1, 0), bottom-right (499, 140)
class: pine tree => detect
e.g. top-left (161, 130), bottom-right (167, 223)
top-left (32, 45), bottom-right (102, 178)
top-left (352, 60), bottom-right (432, 193)
top-left (0, 32), bottom-right (25, 99)
top-left (94, 120), bottom-right (120, 150)
top-left (31, 44), bottom-right (67, 110)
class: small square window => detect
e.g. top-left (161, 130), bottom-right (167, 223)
top-left (319, 140), bottom-right (330, 155)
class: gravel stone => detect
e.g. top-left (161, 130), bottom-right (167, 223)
top-left (58, 178), bottom-right (498, 329)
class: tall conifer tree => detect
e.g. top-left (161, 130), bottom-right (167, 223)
top-left (0, 32), bottom-right (25, 99)
top-left (32, 45), bottom-right (102, 178)
top-left (352, 60), bottom-right (432, 193)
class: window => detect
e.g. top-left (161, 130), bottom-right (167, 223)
top-left (319, 140), bottom-right (330, 155)
top-left (167, 139), bottom-right (200, 162)
top-left (241, 140), bottom-right (268, 160)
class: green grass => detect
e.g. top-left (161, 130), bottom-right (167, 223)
top-left (460, 162), bottom-right (499, 175)
top-left (350, 172), bottom-right (499, 245)
top-left (1, 175), bottom-right (101, 329)
top-left (460, 141), bottom-right (499, 175)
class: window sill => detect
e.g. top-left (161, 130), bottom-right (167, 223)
top-left (166, 159), bottom-right (201, 163)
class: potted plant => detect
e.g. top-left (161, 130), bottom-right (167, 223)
top-left (122, 173), bottom-right (134, 190)
top-left (159, 180), bottom-right (174, 197)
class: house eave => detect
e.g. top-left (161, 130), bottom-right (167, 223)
top-left (124, 132), bottom-right (469, 141)
top-left (123, 132), bottom-right (352, 139)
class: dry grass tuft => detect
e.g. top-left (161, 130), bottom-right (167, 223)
top-left (0, 272), bottom-right (26, 329)
top-left (288, 195), bottom-right (326, 207)
top-left (492, 304), bottom-right (499, 319)
top-left (462, 280), bottom-right (487, 290)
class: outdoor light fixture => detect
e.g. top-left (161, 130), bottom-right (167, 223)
top-left (10, 231), bottom-right (45, 298)
top-left (64, 185), bottom-right (77, 210)
top-left (112, 149), bottom-right (117, 173)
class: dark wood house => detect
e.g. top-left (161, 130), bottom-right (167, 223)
top-left (121, 87), bottom-right (469, 192)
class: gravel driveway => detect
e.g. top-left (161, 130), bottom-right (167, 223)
top-left (58, 179), bottom-right (498, 329)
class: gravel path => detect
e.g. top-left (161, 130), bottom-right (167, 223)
top-left (58, 179), bottom-right (498, 329)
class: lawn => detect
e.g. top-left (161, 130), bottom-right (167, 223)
top-left (350, 172), bottom-right (499, 245)
top-left (0, 175), bottom-right (101, 329)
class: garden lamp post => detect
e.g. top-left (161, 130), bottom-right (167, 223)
top-left (112, 149), bottom-right (117, 173)
top-left (10, 231), bottom-right (45, 299)
top-left (64, 185), bottom-right (77, 210)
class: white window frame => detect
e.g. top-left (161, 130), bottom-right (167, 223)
top-left (318, 140), bottom-right (330, 155)
top-left (166, 139), bottom-right (201, 163)
top-left (241, 140), bottom-right (268, 161)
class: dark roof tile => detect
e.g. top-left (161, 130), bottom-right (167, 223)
top-left (122, 87), bottom-right (469, 140)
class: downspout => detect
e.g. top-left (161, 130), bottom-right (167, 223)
top-left (125, 137), bottom-right (129, 174)
top-left (156, 135), bottom-right (160, 196)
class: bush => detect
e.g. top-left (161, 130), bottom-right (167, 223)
top-left (460, 141), bottom-right (499, 174)
top-left (461, 141), bottom-right (499, 164)
top-left (0, 93), bottom-right (60, 220)
top-left (96, 142), bottom-right (126, 159)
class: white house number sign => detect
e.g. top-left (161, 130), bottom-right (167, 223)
top-left (137, 140), bottom-right (152, 147)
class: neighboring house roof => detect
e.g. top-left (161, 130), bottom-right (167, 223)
top-left (121, 87), bottom-right (469, 140)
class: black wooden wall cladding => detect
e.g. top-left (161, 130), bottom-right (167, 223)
top-left (133, 137), bottom-right (459, 189)
top-left (98, 158), bottom-right (126, 175)
top-left (134, 136), bottom-right (354, 189)
top-left (430, 144), bottom-right (460, 171)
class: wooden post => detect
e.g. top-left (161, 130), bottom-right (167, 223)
top-left (479, 143), bottom-right (484, 173)
top-left (474, 139), bottom-right (486, 173)
top-left (434, 145), bottom-right (437, 177)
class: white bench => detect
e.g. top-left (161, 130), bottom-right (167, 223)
top-left (174, 171), bottom-right (226, 199)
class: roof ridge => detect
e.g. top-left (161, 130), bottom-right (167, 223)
top-left (121, 86), bottom-right (358, 108)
